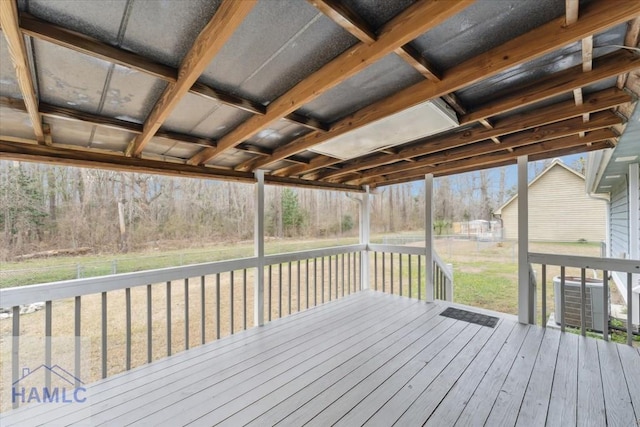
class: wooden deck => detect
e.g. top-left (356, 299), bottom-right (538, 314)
top-left (3, 291), bottom-right (639, 426)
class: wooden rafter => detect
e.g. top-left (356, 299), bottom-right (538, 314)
top-left (0, 0), bottom-right (45, 143)
top-left (125, 0), bottom-right (257, 157)
top-left (617, 17), bottom-right (640, 89)
top-left (308, 0), bottom-right (441, 81)
top-left (187, 0), bottom-right (473, 165)
top-left (0, 140), bottom-right (364, 192)
top-left (372, 141), bottom-right (614, 188)
top-left (342, 111), bottom-right (622, 184)
top-left (358, 129), bottom-right (617, 186)
top-left (18, 13), bottom-right (329, 132)
top-left (289, 86), bottom-right (632, 181)
top-left (246, 0), bottom-right (640, 172)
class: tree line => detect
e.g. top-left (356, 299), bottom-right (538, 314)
top-left (2, 159), bottom-right (569, 261)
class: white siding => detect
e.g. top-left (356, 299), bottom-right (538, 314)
top-left (501, 164), bottom-right (606, 241)
top-left (609, 179), bottom-right (629, 258)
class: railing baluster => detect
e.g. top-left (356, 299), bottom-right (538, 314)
top-left (374, 252), bottom-right (378, 291)
top-left (184, 278), bottom-right (189, 350)
top-left (146, 285), bottom-right (152, 363)
top-left (328, 256), bottom-right (332, 301)
top-left (288, 262), bottom-right (292, 315)
top-left (278, 264), bottom-right (282, 318)
top-left (580, 268), bottom-right (586, 336)
top-left (313, 258), bottom-right (318, 307)
top-left (297, 260), bottom-right (301, 312)
top-left (200, 276), bottom-right (206, 345)
top-left (541, 264), bottom-right (546, 328)
top-left (399, 254), bottom-right (403, 297)
top-left (382, 252), bottom-right (386, 293)
top-left (268, 265), bottom-right (272, 322)
top-left (126, 287), bottom-right (132, 369)
top-left (321, 257), bottom-right (325, 304)
top-left (215, 274), bottom-right (220, 340)
top-left (230, 271), bottom-right (234, 334)
top-left (418, 256), bottom-right (422, 301)
top-left (102, 291), bottom-right (108, 377)
top-left (75, 295), bottom-right (82, 385)
top-left (166, 282), bottom-right (171, 356)
top-left (12, 306), bottom-right (19, 409)
top-left (306, 259), bottom-right (310, 309)
top-left (560, 267), bottom-right (566, 332)
top-left (335, 254), bottom-right (339, 299)
top-left (408, 255), bottom-right (412, 299)
top-left (243, 269), bottom-right (247, 330)
top-left (602, 270), bottom-right (609, 341)
top-left (627, 272), bottom-right (633, 346)
top-left (390, 253), bottom-right (394, 295)
top-left (45, 300), bottom-right (52, 388)
top-left (354, 252), bottom-right (358, 292)
top-left (347, 252), bottom-right (351, 294)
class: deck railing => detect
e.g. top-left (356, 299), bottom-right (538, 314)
top-left (0, 244), bottom-right (364, 409)
top-left (368, 244), bottom-right (453, 302)
top-left (528, 252), bottom-right (639, 345)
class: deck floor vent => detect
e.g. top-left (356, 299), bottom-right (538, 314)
top-left (440, 307), bottom-right (498, 328)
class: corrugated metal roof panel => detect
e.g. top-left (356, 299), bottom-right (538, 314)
top-left (298, 53), bottom-right (424, 123)
top-left (0, 107), bottom-right (36, 140)
top-left (44, 116), bottom-right (93, 147)
top-left (199, 0), bottom-right (357, 104)
top-left (245, 120), bottom-right (311, 150)
top-left (90, 125), bottom-right (134, 152)
top-left (23, 0), bottom-right (126, 44)
top-left (0, 35), bottom-right (22, 99)
top-left (101, 65), bottom-right (167, 123)
top-left (120, 0), bottom-right (221, 68)
top-left (33, 40), bottom-right (110, 114)
top-left (339, 0), bottom-right (416, 31)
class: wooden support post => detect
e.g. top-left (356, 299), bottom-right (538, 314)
top-left (254, 170), bottom-right (265, 326)
top-left (517, 156), bottom-right (532, 324)
top-left (425, 174), bottom-right (434, 302)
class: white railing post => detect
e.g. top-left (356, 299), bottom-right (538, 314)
top-left (360, 186), bottom-right (371, 290)
top-left (254, 170), bottom-right (265, 326)
top-left (446, 263), bottom-right (453, 301)
top-left (425, 174), bottom-right (434, 302)
top-left (517, 156), bottom-right (533, 324)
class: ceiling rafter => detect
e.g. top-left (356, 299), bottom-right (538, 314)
top-left (372, 141), bottom-right (614, 188)
top-left (340, 111), bottom-right (622, 184)
top-left (187, 0), bottom-right (473, 166)
top-left (0, 140), bottom-right (364, 192)
top-left (358, 129), bottom-right (617, 186)
top-left (295, 86), bottom-right (632, 181)
top-left (617, 17), bottom-right (640, 89)
top-left (245, 0), bottom-right (640, 172)
top-left (125, 0), bottom-right (257, 157)
top-left (18, 13), bottom-right (330, 132)
top-left (0, 0), bottom-right (45, 144)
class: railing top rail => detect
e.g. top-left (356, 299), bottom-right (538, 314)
top-left (0, 244), bottom-right (367, 308)
top-left (367, 243), bottom-right (426, 256)
top-left (264, 244), bottom-right (366, 265)
top-left (528, 252), bottom-right (640, 274)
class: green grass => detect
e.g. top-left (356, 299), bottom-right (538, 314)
top-left (0, 237), bottom-right (359, 288)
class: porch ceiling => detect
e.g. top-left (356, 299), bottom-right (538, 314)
top-left (0, 0), bottom-right (639, 192)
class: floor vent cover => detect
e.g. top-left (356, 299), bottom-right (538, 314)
top-left (440, 307), bottom-right (498, 328)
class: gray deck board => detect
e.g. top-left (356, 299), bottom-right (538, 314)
top-left (515, 328), bottom-right (561, 427)
top-left (1, 290), bottom-right (638, 427)
top-left (577, 335), bottom-right (606, 427)
top-left (597, 339), bottom-right (636, 427)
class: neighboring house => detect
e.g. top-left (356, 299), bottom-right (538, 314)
top-left (586, 103), bottom-right (640, 324)
top-left (495, 159), bottom-right (606, 242)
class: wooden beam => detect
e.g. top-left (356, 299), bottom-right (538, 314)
top-left (460, 49), bottom-right (639, 124)
top-left (264, 175), bottom-right (363, 193)
top-left (247, 0), bottom-right (640, 170)
top-left (0, 1), bottom-right (44, 143)
top-left (188, 0), bottom-right (472, 165)
top-left (361, 129), bottom-right (616, 186)
top-left (126, 0), bottom-right (257, 157)
top-left (372, 141), bottom-right (613, 188)
top-left (342, 111), bottom-right (621, 183)
top-left (565, 0), bottom-right (579, 26)
top-left (311, 87), bottom-right (631, 181)
top-left (0, 140), bottom-right (255, 182)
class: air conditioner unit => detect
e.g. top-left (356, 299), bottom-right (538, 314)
top-left (553, 276), bottom-right (607, 332)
